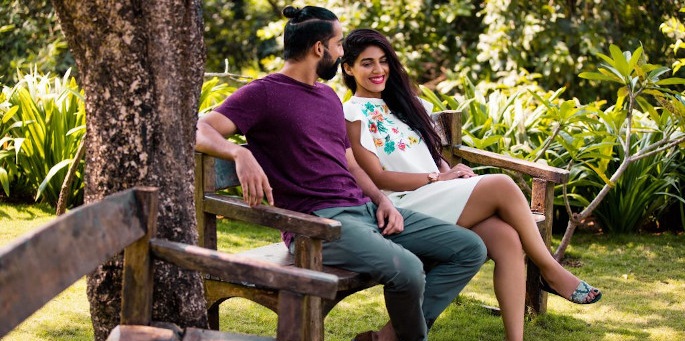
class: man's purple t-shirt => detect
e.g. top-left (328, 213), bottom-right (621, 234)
top-left (215, 73), bottom-right (369, 246)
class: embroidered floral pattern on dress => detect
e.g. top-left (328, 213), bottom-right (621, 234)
top-left (360, 101), bottom-right (421, 155)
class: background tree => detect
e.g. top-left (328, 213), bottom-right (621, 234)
top-left (50, 1), bottom-right (207, 340)
top-left (0, 0), bottom-right (72, 82)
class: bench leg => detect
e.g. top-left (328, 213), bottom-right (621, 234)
top-left (526, 178), bottom-right (554, 314)
top-left (207, 304), bottom-right (220, 330)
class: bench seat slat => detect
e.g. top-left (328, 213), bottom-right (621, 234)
top-left (210, 242), bottom-right (374, 292)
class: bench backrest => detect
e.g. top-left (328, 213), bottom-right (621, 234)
top-left (0, 187), bottom-right (158, 337)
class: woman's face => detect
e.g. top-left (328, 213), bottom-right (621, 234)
top-left (344, 45), bottom-right (389, 98)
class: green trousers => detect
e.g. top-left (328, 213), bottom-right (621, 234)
top-left (313, 202), bottom-right (486, 341)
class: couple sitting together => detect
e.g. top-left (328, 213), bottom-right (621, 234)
top-left (195, 5), bottom-right (601, 341)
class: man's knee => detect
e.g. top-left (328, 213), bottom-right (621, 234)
top-left (383, 253), bottom-right (425, 292)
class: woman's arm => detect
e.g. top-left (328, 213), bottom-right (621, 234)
top-left (346, 120), bottom-right (478, 191)
top-left (346, 120), bottom-right (433, 191)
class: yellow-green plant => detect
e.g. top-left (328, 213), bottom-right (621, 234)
top-left (552, 44), bottom-right (685, 258)
top-left (0, 68), bottom-right (85, 206)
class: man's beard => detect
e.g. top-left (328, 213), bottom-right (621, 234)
top-left (317, 49), bottom-right (341, 81)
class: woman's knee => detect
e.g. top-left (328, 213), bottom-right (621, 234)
top-left (473, 219), bottom-right (523, 261)
top-left (489, 228), bottom-right (523, 261)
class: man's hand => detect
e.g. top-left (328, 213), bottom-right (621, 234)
top-left (375, 196), bottom-right (404, 235)
top-left (234, 147), bottom-right (274, 207)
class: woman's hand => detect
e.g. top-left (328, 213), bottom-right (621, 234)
top-left (440, 163), bottom-right (477, 180)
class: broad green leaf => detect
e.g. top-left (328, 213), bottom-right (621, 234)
top-left (419, 85), bottom-right (446, 111)
top-left (647, 66), bottom-right (671, 82)
top-left (609, 44), bottom-right (630, 77)
top-left (2, 106), bottom-right (19, 123)
top-left (628, 46), bottom-right (643, 69)
top-left (36, 159), bottom-right (72, 200)
top-left (656, 78), bottom-right (685, 85)
top-left (595, 52), bottom-right (616, 68)
top-left (579, 71), bottom-right (620, 83)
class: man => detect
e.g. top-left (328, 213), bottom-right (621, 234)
top-left (195, 5), bottom-right (486, 341)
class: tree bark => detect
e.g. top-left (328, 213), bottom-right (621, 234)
top-left (51, 1), bottom-right (207, 340)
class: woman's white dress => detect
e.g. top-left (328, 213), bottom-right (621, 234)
top-left (343, 96), bottom-right (482, 223)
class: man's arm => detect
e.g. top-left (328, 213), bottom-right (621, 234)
top-left (196, 111), bottom-right (273, 206)
top-left (345, 148), bottom-right (404, 235)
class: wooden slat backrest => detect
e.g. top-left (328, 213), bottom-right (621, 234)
top-left (213, 156), bottom-right (240, 190)
top-left (0, 187), bottom-right (158, 337)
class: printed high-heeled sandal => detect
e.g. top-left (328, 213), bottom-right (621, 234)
top-left (541, 279), bottom-right (602, 304)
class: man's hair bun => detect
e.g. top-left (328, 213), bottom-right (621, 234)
top-left (282, 6), bottom-right (301, 19)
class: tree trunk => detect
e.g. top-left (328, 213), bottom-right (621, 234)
top-left (51, 1), bottom-right (207, 340)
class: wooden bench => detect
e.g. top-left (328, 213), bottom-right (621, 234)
top-left (194, 109), bottom-right (570, 338)
top-left (0, 187), bottom-right (338, 341)
top-left (195, 153), bottom-right (377, 341)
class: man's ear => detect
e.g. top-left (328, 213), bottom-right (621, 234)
top-left (313, 41), bottom-right (325, 58)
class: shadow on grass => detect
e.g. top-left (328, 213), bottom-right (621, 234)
top-left (0, 202), bottom-right (53, 221)
top-left (5, 310), bottom-right (93, 341)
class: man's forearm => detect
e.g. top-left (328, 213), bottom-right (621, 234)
top-left (349, 163), bottom-right (386, 205)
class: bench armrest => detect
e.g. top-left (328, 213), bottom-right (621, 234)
top-left (149, 238), bottom-right (338, 300)
top-left (453, 145), bottom-right (569, 184)
top-left (203, 193), bottom-right (342, 241)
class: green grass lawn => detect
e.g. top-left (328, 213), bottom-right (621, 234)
top-left (2, 202), bottom-right (684, 340)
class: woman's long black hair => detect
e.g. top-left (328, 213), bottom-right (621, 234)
top-left (341, 29), bottom-right (443, 167)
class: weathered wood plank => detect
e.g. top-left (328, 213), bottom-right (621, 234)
top-left (121, 188), bottom-right (160, 325)
top-left (0, 187), bottom-right (156, 337)
top-left (203, 194), bottom-right (341, 241)
top-left (453, 146), bottom-right (569, 183)
top-left (149, 239), bottom-right (338, 300)
top-left (275, 291), bottom-right (308, 341)
top-left (208, 242), bottom-right (374, 292)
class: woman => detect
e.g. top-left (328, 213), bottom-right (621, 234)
top-left (341, 28), bottom-right (601, 341)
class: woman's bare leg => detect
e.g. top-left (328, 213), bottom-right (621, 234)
top-left (457, 174), bottom-right (598, 301)
top-left (470, 216), bottom-right (526, 341)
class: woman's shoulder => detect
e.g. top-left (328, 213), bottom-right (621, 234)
top-left (343, 96), bottom-right (385, 122)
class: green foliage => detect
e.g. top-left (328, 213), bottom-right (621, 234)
top-left (421, 42), bottom-right (685, 233)
top-left (200, 0), bottom-right (684, 105)
top-left (0, 0), bottom-right (73, 83)
top-left (660, 7), bottom-right (685, 74)
top-left (593, 133), bottom-right (684, 233)
top-left (199, 77), bottom-right (238, 115)
top-left (0, 70), bottom-right (239, 206)
top-left (0, 69), bottom-right (85, 206)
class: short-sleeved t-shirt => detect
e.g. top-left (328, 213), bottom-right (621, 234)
top-left (215, 73), bottom-right (369, 216)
